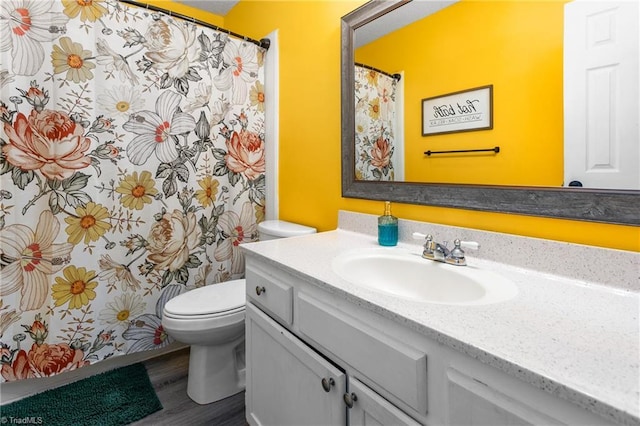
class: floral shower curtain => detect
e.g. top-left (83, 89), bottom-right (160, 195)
top-left (354, 64), bottom-right (398, 181)
top-left (0, 0), bottom-right (266, 382)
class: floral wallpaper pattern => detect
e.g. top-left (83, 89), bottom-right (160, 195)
top-left (354, 65), bottom-right (398, 181)
top-left (0, 0), bottom-right (266, 382)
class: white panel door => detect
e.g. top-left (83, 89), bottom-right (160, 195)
top-left (245, 303), bottom-right (346, 426)
top-left (564, 0), bottom-right (639, 189)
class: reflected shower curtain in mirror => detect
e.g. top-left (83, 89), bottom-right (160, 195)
top-left (0, 0), bottom-right (266, 382)
top-left (354, 65), bottom-right (398, 181)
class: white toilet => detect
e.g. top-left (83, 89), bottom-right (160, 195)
top-left (162, 220), bottom-right (316, 404)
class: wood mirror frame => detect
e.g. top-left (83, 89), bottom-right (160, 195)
top-left (340, 0), bottom-right (639, 226)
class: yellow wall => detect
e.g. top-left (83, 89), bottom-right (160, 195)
top-left (145, 0), bottom-right (224, 26)
top-left (356, 1), bottom-right (564, 186)
top-left (159, 0), bottom-right (638, 252)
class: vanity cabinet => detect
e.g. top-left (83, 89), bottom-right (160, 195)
top-left (245, 260), bottom-right (424, 426)
top-left (244, 256), bottom-right (617, 426)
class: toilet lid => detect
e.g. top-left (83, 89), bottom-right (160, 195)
top-left (164, 279), bottom-right (246, 317)
top-left (258, 220), bottom-right (316, 238)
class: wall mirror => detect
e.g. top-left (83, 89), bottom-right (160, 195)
top-left (341, 0), bottom-right (639, 225)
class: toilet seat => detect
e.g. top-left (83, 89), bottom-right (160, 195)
top-left (163, 305), bottom-right (245, 320)
top-left (164, 279), bottom-right (246, 319)
top-left (258, 220), bottom-right (316, 238)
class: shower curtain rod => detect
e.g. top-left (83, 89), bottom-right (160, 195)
top-left (355, 62), bottom-right (401, 81)
top-left (118, 0), bottom-right (270, 50)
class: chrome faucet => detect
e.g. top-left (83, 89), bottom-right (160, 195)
top-left (425, 235), bottom-right (449, 261)
top-left (412, 233), bottom-right (479, 266)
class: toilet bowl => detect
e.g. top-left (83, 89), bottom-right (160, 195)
top-left (162, 279), bottom-right (246, 404)
top-left (161, 220), bottom-right (316, 405)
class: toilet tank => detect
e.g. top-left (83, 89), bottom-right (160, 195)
top-left (258, 220), bottom-right (316, 241)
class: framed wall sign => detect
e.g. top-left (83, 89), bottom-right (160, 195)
top-left (422, 85), bottom-right (493, 136)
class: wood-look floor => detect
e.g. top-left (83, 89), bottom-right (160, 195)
top-left (131, 348), bottom-right (248, 426)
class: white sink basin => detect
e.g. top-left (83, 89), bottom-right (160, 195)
top-left (331, 247), bottom-right (518, 305)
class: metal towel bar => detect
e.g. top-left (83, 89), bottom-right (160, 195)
top-left (424, 146), bottom-right (500, 156)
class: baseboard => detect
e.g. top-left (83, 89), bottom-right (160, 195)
top-left (0, 342), bottom-right (188, 405)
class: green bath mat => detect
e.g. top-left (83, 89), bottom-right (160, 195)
top-left (0, 363), bottom-right (162, 425)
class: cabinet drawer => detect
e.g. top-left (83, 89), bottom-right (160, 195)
top-left (298, 293), bottom-right (428, 414)
top-left (245, 264), bottom-right (293, 326)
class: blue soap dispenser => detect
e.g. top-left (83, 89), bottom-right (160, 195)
top-left (378, 201), bottom-right (398, 246)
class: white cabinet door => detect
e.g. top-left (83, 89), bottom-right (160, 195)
top-left (348, 377), bottom-right (422, 426)
top-left (245, 303), bottom-right (346, 426)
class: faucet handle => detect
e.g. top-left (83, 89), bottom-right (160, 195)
top-left (447, 239), bottom-right (480, 266)
top-left (459, 240), bottom-right (480, 251)
top-left (413, 233), bottom-right (436, 258)
top-left (411, 232), bottom-right (433, 244)
top-left (412, 232), bottom-right (434, 247)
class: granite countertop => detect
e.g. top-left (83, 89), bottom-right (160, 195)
top-left (242, 228), bottom-right (640, 426)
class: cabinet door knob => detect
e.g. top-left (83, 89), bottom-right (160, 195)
top-left (255, 286), bottom-right (266, 295)
top-left (343, 392), bottom-right (358, 408)
top-left (321, 377), bottom-right (335, 392)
